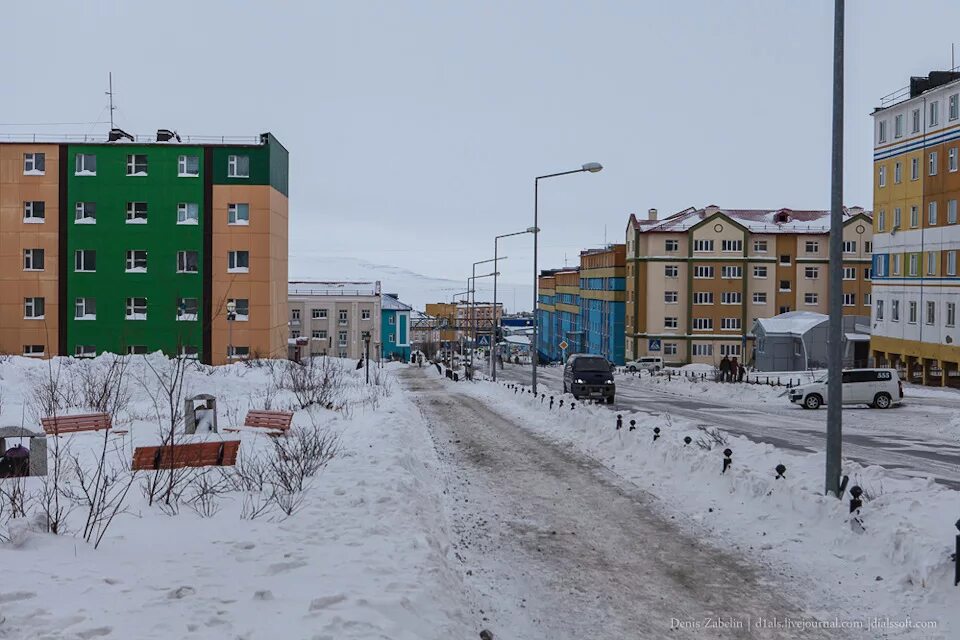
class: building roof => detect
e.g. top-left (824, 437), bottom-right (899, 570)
top-left (0, 130), bottom-right (279, 147)
top-left (628, 206), bottom-right (871, 235)
top-left (288, 281), bottom-right (380, 296)
top-left (381, 294), bottom-right (413, 311)
top-left (755, 311), bottom-right (827, 336)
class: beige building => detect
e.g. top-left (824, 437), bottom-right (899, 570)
top-left (424, 301), bottom-right (503, 347)
top-left (625, 206), bottom-right (874, 365)
top-left (287, 281), bottom-right (382, 360)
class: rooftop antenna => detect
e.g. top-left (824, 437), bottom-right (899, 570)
top-left (106, 72), bottom-right (116, 129)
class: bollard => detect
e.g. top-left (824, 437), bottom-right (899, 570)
top-left (629, 419), bottom-right (636, 431)
top-left (683, 436), bottom-right (692, 446)
top-left (849, 486), bottom-right (865, 533)
top-left (550, 396), bottom-right (554, 409)
top-left (559, 399), bottom-right (564, 408)
top-left (775, 464), bottom-right (786, 479)
top-left (570, 402), bottom-right (575, 410)
top-left (541, 394), bottom-right (545, 403)
top-left (616, 414), bottom-right (623, 430)
top-left (653, 426), bottom-right (660, 441)
top-left (838, 474), bottom-right (850, 497)
top-left (722, 448), bottom-right (732, 473)
top-left (955, 519), bottom-right (960, 586)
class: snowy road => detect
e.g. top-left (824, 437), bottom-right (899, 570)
top-left (400, 368), bottom-right (846, 639)
top-left (497, 365), bottom-right (960, 490)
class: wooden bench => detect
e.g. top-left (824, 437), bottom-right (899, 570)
top-left (41, 413), bottom-right (112, 436)
top-left (241, 410), bottom-right (294, 433)
top-left (131, 440), bottom-right (240, 471)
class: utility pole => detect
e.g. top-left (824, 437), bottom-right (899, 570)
top-left (825, 0), bottom-right (845, 498)
top-left (106, 72), bottom-right (116, 129)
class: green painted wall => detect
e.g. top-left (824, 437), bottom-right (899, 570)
top-left (66, 144), bottom-right (205, 357)
top-left (211, 134), bottom-right (288, 196)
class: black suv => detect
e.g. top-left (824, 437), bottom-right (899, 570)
top-left (563, 354), bottom-right (615, 404)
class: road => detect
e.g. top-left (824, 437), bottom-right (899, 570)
top-left (399, 367), bottom-right (850, 639)
top-left (496, 365), bottom-right (960, 490)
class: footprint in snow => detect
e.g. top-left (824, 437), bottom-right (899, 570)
top-left (76, 627), bottom-right (113, 639)
top-left (266, 560), bottom-right (308, 575)
top-left (167, 586), bottom-right (196, 599)
top-left (309, 594), bottom-right (347, 611)
top-left (0, 591), bottom-right (36, 603)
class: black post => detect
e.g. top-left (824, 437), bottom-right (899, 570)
top-left (365, 338), bottom-right (370, 384)
top-left (955, 519), bottom-right (960, 586)
top-left (629, 419), bottom-right (636, 431)
top-left (616, 414), bottom-right (622, 430)
top-left (722, 448), bottom-right (733, 473)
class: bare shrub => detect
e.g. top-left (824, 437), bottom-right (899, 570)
top-left (65, 433), bottom-right (136, 548)
top-left (240, 491), bottom-right (274, 521)
top-left (285, 357), bottom-right (344, 410)
top-left (184, 470), bottom-right (232, 518)
top-left (0, 476), bottom-right (31, 542)
top-left (76, 355), bottom-right (132, 416)
top-left (695, 426), bottom-right (728, 451)
top-left (271, 485), bottom-right (306, 517)
top-left (139, 355), bottom-right (190, 505)
top-left (269, 426), bottom-right (340, 494)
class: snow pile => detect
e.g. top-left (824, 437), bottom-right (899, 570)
top-left (462, 379), bottom-right (957, 636)
top-left (0, 355), bottom-right (472, 639)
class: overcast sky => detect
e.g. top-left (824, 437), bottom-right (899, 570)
top-left (4, 1), bottom-right (960, 299)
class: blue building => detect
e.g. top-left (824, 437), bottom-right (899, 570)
top-left (381, 293), bottom-right (412, 361)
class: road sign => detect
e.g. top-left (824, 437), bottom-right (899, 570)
top-left (477, 335), bottom-right (491, 347)
top-left (559, 340), bottom-right (569, 350)
top-left (648, 339), bottom-right (661, 352)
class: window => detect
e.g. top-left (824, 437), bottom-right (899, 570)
top-left (911, 157), bottom-right (919, 181)
top-left (865, 241), bottom-right (872, 253)
top-left (694, 266), bottom-right (714, 278)
top-left (75, 201), bottom-right (96, 223)
top-left (126, 202), bottom-right (148, 224)
top-left (178, 155), bottom-right (199, 177)
top-left (878, 165), bottom-right (886, 187)
top-left (721, 318), bottom-right (741, 330)
top-left (865, 267), bottom-right (872, 280)
top-left (177, 298), bottom-right (199, 321)
top-left (842, 240), bottom-right (856, 254)
top-left (228, 298), bottom-right (249, 320)
top-left (291, 330), bottom-right (301, 339)
top-left (720, 291), bottom-right (741, 304)
top-left (721, 266), bottom-right (742, 279)
top-left (692, 318), bottom-right (712, 330)
top-left (805, 241), bottom-right (820, 253)
top-left (23, 345), bottom-right (45, 357)
top-left (664, 343), bottom-right (678, 356)
top-left (291, 308), bottom-right (301, 321)
top-left (948, 250), bottom-right (957, 276)
top-left (693, 292), bottom-right (713, 304)
top-left (843, 293), bottom-right (856, 307)
top-left (126, 154), bottom-right (148, 175)
top-left (875, 299), bottom-right (884, 320)
top-left (388, 316), bottom-right (395, 325)
top-left (894, 207), bottom-right (902, 229)
top-left (228, 203), bottom-right (249, 225)
top-left (927, 251), bottom-right (937, 276)
top-left (753, 265), bottom-right (768, 278)
top-left (339, 309), bottom-right (349, 324)
top-left (23, 249), bottom-right (44, 271)
top-left (804, 293), bottom-right (819, 305)
top-left (950, 200), bottom-right (958, 225)
top-left (692, 343), bottom-right (713, 357)
top-left (75, 250), bottom-right (96, 272)
top-left (75, 345), bottom-right (96, 358)
top-left (910, 206), bottom-right (919, 228)
top-left (720, 344), bottom-right (742, 357)
top-left (804, 266), bottom-right (819, 279)
top-left (893, 253), bottom-right (901, 275)
top-left (779, 280), bottom-right (791, 291)
top-left (948, 303), bottom-right (957, 327)
top-left (753, 292), bottom-right (767, 304)
top-left (926, 300), bottom-right (936, 325)
top-left (23, 152), bottom-right (45, 174)
top-left (837, 266), bottom-right (853, 280)
top-left (125, 297), bottom-right (147, 320)
top-left (24, 297), bottom-right (44, 319)
top-left (123, 345), bottom-right (147, 356)
top-left (693, 239), bottom-right (714, 252)
top-left (753, 240), bottom-right (768, 253)
top-left (664, 291), bottom-right (678, 303)
top-left (952, 94), bottom-right (959, 120)
top-left (779, 306), bottom-right (791, 314)
top-left (312, 308), bottom-right (327, 319)
top-left (229, 346), bottom-right (250, 360)
top-left (951, 148), bottom-right (958, 172)
top-left (361, 309), bottom-right (371, 320)
top-left (878, 209), bottom-right (885, 231)
top-left (664, 265), bottom-right (678, 278)
top-left (930, 151), bottom-right (939, 176)
top-left (176, 250), bottom-right (198, 273)
top-left (338, 330), bottom-right (348, 347)
top-left (338, 350), bottom-right (347, 358)
top-left (912, 108), bottom-right (921, 133)
top-left (664, 317), bottom-right (678, 329)
top-left (930, 101), bottom-right (940, 126)
top-left (908, 300), bottom-right (918, 323)
top-left (75, 153), bottom-right (96, 175)
top-left (908, 253), bottom-right (919, 276)
top-left (125, 250), bottom-right (148, 272)
top-left (177, 203), bottom-right (199, 225)
top-left (779, 254), bottom-right (791, 265)
top-left (312, 329), bottom-right (328, 339)
top-left (894, 161), bottom-right (902, 183)
top-left (665, 239), bottom-right (679, 252)
top-left (23, 201), bottom-right (45, 222)
top-left (892, 299), bottom-right (900, 321)
top-left (227, 155), bottom-right (250, 178)
top-left (894, 113), bottom-right (904, 137)
top-left (228, 251), bottom-right (249, 272)
top-left (75, 297), bottom-right (96, 320)
top-left (877, 120), bottom-right (887, 143)
top-left (721, 240), bottom-right (742, 252)
top-left (179, 345), bottom-right (199, 359)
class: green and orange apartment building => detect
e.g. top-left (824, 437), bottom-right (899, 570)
top-left (0, 132), bottom-right (288, 364)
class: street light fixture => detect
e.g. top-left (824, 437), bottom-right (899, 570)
top-left (470, 256), bottom-right (506, 378)
top-left (531, 162), bottom-right (603, 395)
top-left (449, 290), bottom-right (470, 366)
top-left (492, 227), bottom-right (537, 380)
top-left (225, 300), bottom-right (237, 362)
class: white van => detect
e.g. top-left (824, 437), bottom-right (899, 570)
top-left (788, 368), bottom-right (903, 410)
top-left (625, 356), bottom-right (663, 373)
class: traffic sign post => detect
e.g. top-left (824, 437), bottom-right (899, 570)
top-left (559, 340), bottom-right (568, 364)
top-left (648, 339), bottom-right (661, 352)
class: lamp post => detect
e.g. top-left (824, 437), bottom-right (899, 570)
top-left (493, 228), bottom-right (537, 380)
top-left (225, 300), bottom-right (237, 362)
top-left (467, 270), bottom-right (501, 380)
top-left (364, 333), bottom-right (371, 384)
top-left (531, 162), bottom-right (603, 395)
top-left (450, 290), bottom-right (470, 366)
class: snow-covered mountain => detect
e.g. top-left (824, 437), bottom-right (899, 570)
top-left (289, 254), bottom-right (532, 313)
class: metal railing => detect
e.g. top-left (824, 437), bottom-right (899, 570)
top-left (0, 132), bottom-right (263, 145)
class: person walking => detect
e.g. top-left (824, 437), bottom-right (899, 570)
top-left (737, 362), bottom-right (745, 383)
top-left (719, 355), bottom-right (731, 382)
top-left (730, 356), bottom-right (739, 383)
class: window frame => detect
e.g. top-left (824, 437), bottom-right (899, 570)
top-left (75, 249), bottom-right (96, 272)
top-left (178, 154), bottom-right (200, 177)
top-left (126, 154), bottom-right (148, 176)
top-left (23, 152), bottom-right (45, 175)
top-left (125, 297), bottom-right (148, 320)
top-left (75, 153), bottom-right (97, 175)
top-left (228, 203), bottom-right (250, 225)
top-left (227, 154), bottom-right (250, 178)
top-left (227, 250), bottom-right (250, 273)
top-left (176, 202), bottom-right (199, 225)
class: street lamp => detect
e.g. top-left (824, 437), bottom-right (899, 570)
top-left (467, 269), bottom-right (502, 380)
top-left (531, 162), bottom-right (603, 395)
top-left (493, 228), bottom-right (537, 380)
top-left (225, 300), bottom-right (237, 362)
top-left (449, 290), bottom-right (470, 366)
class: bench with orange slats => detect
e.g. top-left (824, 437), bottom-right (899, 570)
top-left (131, 440), bottom-right (240, 471)
top-left (242, 410), bottom-right (294, 433)
top-left (41, 413), bottom-right (112, 436)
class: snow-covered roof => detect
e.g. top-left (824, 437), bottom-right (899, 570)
top-left (629, 206), bottom-right (871, 235)
top-left (755, 311), bottom-right (827, 336)
top-left (381, 294), bottom-right (412, 311)
top-left (288, 281), bottom-right (380, 297)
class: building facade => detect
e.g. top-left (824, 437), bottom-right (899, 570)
top-left (0, 131), bottom-right (288, 364)
top-left (287, 281), bottom-right (382, 360)
top-left (871, 71), bottom-right (960, 384)
top-left (381, 293), bottom-right (412, 361)
top-left (424, 301), bottom-right (503, 350)
top-left (625, 206), bottom-right (873, 366)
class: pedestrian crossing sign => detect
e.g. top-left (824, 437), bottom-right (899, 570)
top-left (477, 335), bottom-right (490, 347)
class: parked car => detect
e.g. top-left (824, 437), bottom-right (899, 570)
top-left (563, 354), bottom-right (616, 404)
top-left (788, 368), bottom-right (903, 410)
top-left (625, 356), bottom-right (663, 373)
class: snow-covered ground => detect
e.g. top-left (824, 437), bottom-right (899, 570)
top-left (461, 376), bottom-right (957, 638)
top-left (0, 355), bottom-right (473, 640)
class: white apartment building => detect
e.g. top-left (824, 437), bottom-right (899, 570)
top-left (288, 281), bottom-right (382, 360)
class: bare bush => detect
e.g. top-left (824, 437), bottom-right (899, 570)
top-left (184, 470), bottom-right (232, 518)
top-left (139, 355), bottom-right (190, 505)
top-left (269, 426), bottom-right (340, 494)
top-left (271, 485), bottom-right (306, 517)
top-left (65, 433), bottom-right (136, 548)
top-left (76, 355), bottom-right (132, 416)
top-left (695, 426), bottom-right (728, 451)
top-left (285, 357), bottom-right (344, 410)
top-left (240, 490), bottom-right (274, 521)
top-left (0, 476), bottom-right (31, 542)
